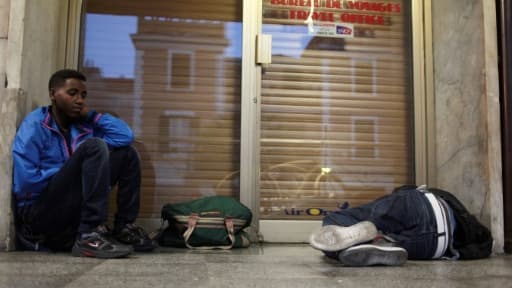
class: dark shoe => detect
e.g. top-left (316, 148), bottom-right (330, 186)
top-left (17, 225), bottom-right (77, 252)
top-left (15, 224), bottom-right (50, 252)
top-left (114, 223), bottom-right (156, 252)
top-left (309, 221), bottom-right (378, 252)
top-left (338, 235), bottom-right (408, 266)
top-left (72, 226), bottom-right (132, 259)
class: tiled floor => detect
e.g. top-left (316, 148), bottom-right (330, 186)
top-left (1, 244), bottom-right (511, 288)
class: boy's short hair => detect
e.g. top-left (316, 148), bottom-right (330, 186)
top-left (48, 69), bottom-right (87, 91)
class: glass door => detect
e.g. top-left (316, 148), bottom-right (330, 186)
top-left (75, 0), bottom-right (416, 241)
top-left (78, 0), bottom-right (245, 225)
top-left (259, 0), bottom-right (414, 242)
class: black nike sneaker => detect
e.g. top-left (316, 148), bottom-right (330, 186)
top-left (113, 223), bottom-right (156, 252)
top-left (72, 225), bottom-right (132, 258)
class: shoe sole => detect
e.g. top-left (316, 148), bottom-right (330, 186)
top-left (71, 246), bottom-right (132, 259)
top-left (338, 244), bottom-right (408, 266)
top-left (115, 237), bottom-right (157, 252)
top-left (309, 221), bottom-right (377, 252)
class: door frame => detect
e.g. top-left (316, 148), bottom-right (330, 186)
top-left (240, 0), bottom-right (262, 239)
top-left (498, 0), bottom-right (512, 253)
top-left (62, 0), bottom-right (83, 69)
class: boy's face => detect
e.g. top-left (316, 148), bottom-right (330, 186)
top-left (50, 78), bottom-right (87, 120)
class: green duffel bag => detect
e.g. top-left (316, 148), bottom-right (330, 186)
top-left (158, 196), bottom-right (252, 249)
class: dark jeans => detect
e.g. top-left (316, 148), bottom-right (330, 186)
top-left (17, 138), bottom-right (141, 251)
top-left (323, 187), bottom-right (438, 259)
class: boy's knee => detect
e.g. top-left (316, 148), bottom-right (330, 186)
top-left (81, 138), bottom-right (109, 155)
top-left (83, 137), bottom-right (108, 148)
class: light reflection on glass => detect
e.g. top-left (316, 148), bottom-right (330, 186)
top-left (260, 0), bottom-right (414, 220)
top-left (79, 1), bottom-right (243, 218)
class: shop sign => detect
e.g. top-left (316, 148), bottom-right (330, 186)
top-left (284, 202), bottom-right (350, 216)
top-left (268, 0), bottom-right (402, 26)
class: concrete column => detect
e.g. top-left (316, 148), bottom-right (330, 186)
top-left (0, 0), bottom-right (66, 251)
top-left (432, 0), bottom-right (504, 253)
top-left (0, 0), bottom-right (25, 251)
top-left (0, 0), bottom-right (16, 251)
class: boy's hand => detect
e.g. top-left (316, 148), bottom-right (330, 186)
top-left (80, 105), bottom-right (90, 119)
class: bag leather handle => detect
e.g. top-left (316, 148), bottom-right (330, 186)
top-left (182, 213), bottom-right (236, 250)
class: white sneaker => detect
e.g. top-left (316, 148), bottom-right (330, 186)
top-left (338, 236), bottom-right (408, 266)
top-left (309, 221), bottom-right (378, 252)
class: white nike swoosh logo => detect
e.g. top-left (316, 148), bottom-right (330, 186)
top-left (88, 241), bottom-right (101, 248)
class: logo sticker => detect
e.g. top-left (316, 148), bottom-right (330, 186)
top-left (309, 22), bottom-right (354, 38)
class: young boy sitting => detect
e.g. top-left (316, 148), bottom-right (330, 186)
top-left (13, 69), bottom-right (155, 258)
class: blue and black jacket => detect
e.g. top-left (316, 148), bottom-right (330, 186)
top-left (12, 106), bottom-right (134, 207)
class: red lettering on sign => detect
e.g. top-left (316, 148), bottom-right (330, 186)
top-left (313, 11), bottom-right (335, 22)
top-left (340, 13), bottom-right (384, 25)
top-left (271, 1), bottom-right (397, 26)
top-left (346, 1), bottom-right (401, 13)
top-left (289, 10), bottom-right (309, 20)
top-left (326, 0), bottom-right (342, 9)
top-left (271, 0), bottom-right (321, 7)
top-left (290, 10), bottom-right (334, 22)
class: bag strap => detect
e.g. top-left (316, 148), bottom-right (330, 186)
top-left (182, 213), bottom-right (236, 250)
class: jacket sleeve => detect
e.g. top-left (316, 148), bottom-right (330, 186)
top-left (12, 120), bottom-right (56, 198)
top-left (87, 110), bottom-right (134, 147)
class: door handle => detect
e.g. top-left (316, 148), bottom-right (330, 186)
top-left (256, 34), bottom-right (272, 65)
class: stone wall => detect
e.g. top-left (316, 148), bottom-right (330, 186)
top-left (0, 0), bottom-right (65, 250)
top-left (0, 0), bottom-right (13, 251)
top-left (432, 0), bottom-right (503, 252)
